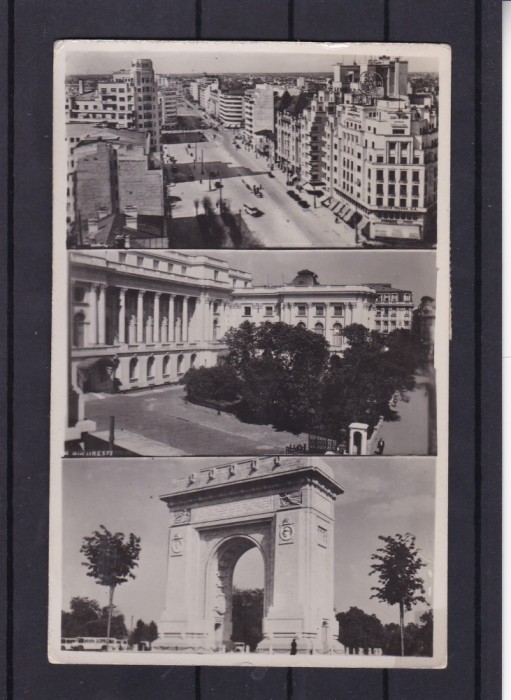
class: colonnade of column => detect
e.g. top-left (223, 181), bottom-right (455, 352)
top-left (84, 283), bottom-right (228, 348)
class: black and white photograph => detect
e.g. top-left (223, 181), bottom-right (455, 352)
top-left (55, 41), bottom-right (449, 250)
top-left (50, 40), bottom-right (450, 673)
top-left (64, 249), bottom-right (438, 458)
top-left (50, 456), bottom-right (445, 668)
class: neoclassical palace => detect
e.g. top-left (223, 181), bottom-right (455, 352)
top-left (69, 250), bottom-right (413, 395)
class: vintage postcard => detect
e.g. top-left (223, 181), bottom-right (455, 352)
top-left (50, 40), bottom-right (450, 668)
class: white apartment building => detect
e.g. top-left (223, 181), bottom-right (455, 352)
top-left (322, 94), bottom-right (438, 241)
top-left (69, 252), bottom-right (413, 398)
top-left (219, 90), bottom-right (245, 126)
top-left (67, 59), bottom-right (161, 153)
top-left (243, 84), bottom-right (275, 143)
top-left (68, 82), bottom-right (136, 129)
top-left (159, 87), bottom-right (178, 128)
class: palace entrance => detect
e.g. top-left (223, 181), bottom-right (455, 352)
top-left (153, 456), bottom-right (345, 654)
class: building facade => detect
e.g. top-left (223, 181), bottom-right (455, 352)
top-left (69, 253), bottom-right (414, 397)
top-left (219, 90), bottom-right (245, 126)
top-left (159, 86), bottom-right (178, 128)
top-left (67, 58), bottom-right (161, 153)
top-left (243, 84), bottom-right (275, 143)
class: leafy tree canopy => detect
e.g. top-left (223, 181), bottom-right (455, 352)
top-left (61, 596), bottom-right (128, 639)
top-left (369, 533), bottom-right (427, 656)
top-left (369, 533), bottom-right (427, 611)
top-left (80, 525), bottom-right (141, 588)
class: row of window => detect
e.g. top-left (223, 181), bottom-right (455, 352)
top-left (243, 304), bottom-right (347, 317)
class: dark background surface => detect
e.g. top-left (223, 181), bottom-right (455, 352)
top-left (6, 0), bottom-right (501, 697)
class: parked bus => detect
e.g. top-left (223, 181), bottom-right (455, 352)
top-left (64, 637), bottom-right (129, 651)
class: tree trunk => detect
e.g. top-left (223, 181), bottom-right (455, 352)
top-left (107, 586), bottom-right (115, 650)
top-left (399, 601), bottom-right (405, 656)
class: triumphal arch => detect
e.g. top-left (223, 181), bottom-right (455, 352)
top-left (152, 456), bottom-right (345, 654)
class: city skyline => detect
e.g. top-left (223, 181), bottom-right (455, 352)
top-left (63, 44), bottom-right (439, 77)
top-left (61, 457), bottom-right (435, 628)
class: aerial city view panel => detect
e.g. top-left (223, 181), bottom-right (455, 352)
top-left (63, 47), bottom-right (440, 249)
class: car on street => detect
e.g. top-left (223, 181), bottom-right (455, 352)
top-left (243, 204), bottom-right (264, 217)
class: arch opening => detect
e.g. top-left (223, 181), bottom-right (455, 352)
top-left (207, 536), bottom-right (265, 652)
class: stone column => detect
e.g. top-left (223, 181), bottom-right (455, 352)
top-left (168, 295), bottom-right (175, 343)
top-left (154, 293), bottom-right (160, 343)
top-left (97, 283), bottom-right (106, 345)
top-left (137, 290), bottom-right (145, 343)
top-left (89, 283), bottom-right (98, 346)
top-left (182, 296), bottom-right (189, 343)
top-left (118, 288), bottom-right (127, 344)
top-left (221, 301), bottom-right (228, 336)
top-left (202, 294), bottom-right (210, 342)
top-left (324, 302), bottom-right (331, 345)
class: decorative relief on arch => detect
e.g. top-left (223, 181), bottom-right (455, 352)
top-left (279, 518), bottom-right (295, 544)
top-left (173, 508), bottom-right (191, 525)
top-left (170, 531), bottom-right (184, 556)
top-left (279, 491), bottom-right (302, 508)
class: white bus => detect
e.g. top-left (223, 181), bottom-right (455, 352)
top-left (65, 637), bottom-right (129, 651)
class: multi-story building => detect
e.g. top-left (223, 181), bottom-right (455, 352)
top-left (68, 81), bottom-right (136, 129)
top-left (275, 91), bottom-right (310, 179)
top-left (69, 250), bottom-right (251, 395)
top-left (367, 283), bottom-right (414, 333)
top-left (65, 124), bottom-right (164, 241)
top-left (65, 124), bottom-right (151, 231)
top-left (159, 86), bottom-right (178, 128)
top-left (229, 268), bottom-right (382, 351)
top-left (219, 89), bottom-right (245, 126)
top-left (67, 58), bottom-right (161, 153)
top-left (322, 93), bottom-right (438, 242)
top-left (69, 252), bottom-right (414, 397)
top-left (243, 84), bottom-right (275, 144)
top-left (130, 59), bottom-right (161, 152)
top-left (299, 91), bottom-right (337, 186)
top-left (321, 58), bottom-right (438, 243)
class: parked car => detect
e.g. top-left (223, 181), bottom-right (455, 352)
top-left (287, 190), bottom-right (299, 199)
top-left (298, 200), bottom-right (310, 208)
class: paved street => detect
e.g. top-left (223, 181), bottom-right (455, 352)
top-left (163, 104), bottom-right (357, 248)
top-left (84, 380), bottom-right (431, 457)
top-left (84, 385), bottom-right (308, 456)
top-left (376, 380), bottom-right (431, 456)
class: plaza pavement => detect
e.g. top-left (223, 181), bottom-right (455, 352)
top-left (84, 385), bottom-right (309, 456)
top-left (163, 126), bottom-right (357, 248)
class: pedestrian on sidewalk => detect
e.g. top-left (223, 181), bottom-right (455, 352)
top-left (376, 438), bottom-right (385, 455)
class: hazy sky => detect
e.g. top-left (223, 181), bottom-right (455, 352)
top-left (207, 250), bottom-right (437, 303)
top-left (61, 457), bottom-right (435, 628)
top-left (63, 42), bottom-right (439, 76)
